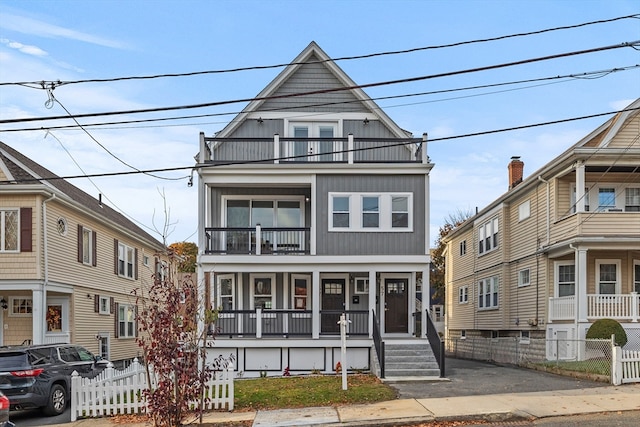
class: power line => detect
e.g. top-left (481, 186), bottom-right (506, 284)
top-left (2, 40), bottom-right (638, 126)
top-left (2, 65), bottom-right (636, 133)
top-left (3, 106), bottom-right (637, 185)
top-left (2, 13), bottom-right (637, 89)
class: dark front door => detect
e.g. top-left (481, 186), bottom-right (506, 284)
top-left (384, 278), bottom-right (408, 333)
top-left (321, 279), bottom-right (345, 334)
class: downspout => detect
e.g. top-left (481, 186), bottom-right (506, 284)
top-left (537, 176), bottom-right (550, 247)
top-left (569, 244), bottom-right (578, 338)
top-left (42, 193), bottom-right (56, 344)
top-left (536, 176), bottom-right (550, 327)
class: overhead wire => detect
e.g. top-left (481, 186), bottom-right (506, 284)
top-left (2, 65), bottom-right (637, 133)
top-left (2, 105), bottom-right (638, 185)
top-left (2, 13), bottom-right (637, 89)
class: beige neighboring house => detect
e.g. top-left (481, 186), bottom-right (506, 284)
top-left (444, 99), bottom-right (640, 360)
top-left (0, 141), bottom-right (166, 364)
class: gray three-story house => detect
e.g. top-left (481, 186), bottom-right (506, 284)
top-left (195, 42), bottom-right (438, 378)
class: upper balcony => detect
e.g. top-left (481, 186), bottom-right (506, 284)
top-left (205, 225), bottom-right (310, 255)
top-left (198, 134), bottom-right (427, 165)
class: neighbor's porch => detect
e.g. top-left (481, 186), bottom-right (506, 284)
top-left (548, 292), bottom-right (640, 322)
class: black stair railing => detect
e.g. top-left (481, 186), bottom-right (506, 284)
top-left (424, 310), bottom-right (445, 378)
top-left (371, 309), bottom-right (385, 378)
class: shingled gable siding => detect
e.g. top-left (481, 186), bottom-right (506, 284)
top-left (20, 207), bottom-right (32, 252)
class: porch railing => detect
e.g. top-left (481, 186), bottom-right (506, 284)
top-left (548, 293), bottom-right (639, 322)
top-left (204, 226), bottom-right (310, 255)
top-left (424, 310), bottom-right (445, 378)
top-left (372, 310), bottom-right (385, 378)
top-left (212, 309), bottom-right (369, 338)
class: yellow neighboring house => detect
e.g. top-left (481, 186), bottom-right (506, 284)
top-left (0, 141), bottom-right (166, 364)
top-left (444, 99), bottom-right (640, 360)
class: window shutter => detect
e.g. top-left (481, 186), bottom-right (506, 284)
top-left (77, 225), bottom-right (83, 263)
top-left (92, 231), bottom-right (97, 267)
top-left (114, 239), bottom-right (119, 275)
top-left (94, 294), bottom-right (99, 313)
top-left (110, 297), bottom-right (114, 314)
top-left (114, 302), bottom-right (120, 338)
top-left (134, 248), bottom-right (138, 280)
top-left (20, 208), bottom-right (32, 252)
top-left (204, 272), bottom-right (211, 310)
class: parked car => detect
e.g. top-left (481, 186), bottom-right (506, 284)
top-left (0, 390), bottom-right (14, 427)
top-left (0, 343), bottom-right (108, 416)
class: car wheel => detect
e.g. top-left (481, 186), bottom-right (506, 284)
top-left (43, 384), bottom-right (66, 416)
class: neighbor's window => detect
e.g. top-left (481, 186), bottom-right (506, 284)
top-left (520, 330), bottom-right (530, 344)
top-left (118, 242), bottom-right (135, 279)
top-left (634, 260), bottom-right (640, 294)
top-left (79, 226), bottom-right (95, 266)
top-left (597, 188), bottom-right (616, 211)
top-left (625, 188), bottom-right (640, 212)
top-left (10, 297), bottom-right (32, 316)
top-left (518, 269), bottom-right (530, 287)
top-left (0, 209), bottom-right (19, 252)
top-left (478, 277), bottom-right (499, 309)
top-left (458, 285), bottom-right (469, 304)
top-left (459, 240), bottom-right (466, 256)
top-left (557, 263), bottom-right (575, 297)
top-left (118, 304), bottom-right (136, 338)
top-left (478, 217), bottom-right (499, 255)
top-left (99, 296), bottom-right (110, 315)
top-left (596, 260), bottom-right (619, 294)
top-left (518, 200), bottom-right (530, 221)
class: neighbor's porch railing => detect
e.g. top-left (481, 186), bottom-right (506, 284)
top-left (212, 309), bottom-right (369, 338)
top-left (204, 226), bottom-right (310, 255)
top-left (548, 292), bottom-right (640, 322)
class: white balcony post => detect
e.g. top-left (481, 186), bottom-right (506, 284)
top-left (368, 270), bottom-right (376, 338)
top-left (199, 132), bottom-right (206, 163)
top-left (632, 292), bottom-right (639, 322)
top-left (576, 160), bottom-right (585, 213)
top-left (312, 271), bottom-right (320, 339)
top-left (347, 134), bottom-right (354, 164)
top-left (421, 133), bottom-right (428, 164)
top-left (256, 308), bottom-right (262, 338)
top-left (576, 248), bottom-right (588, 322)
top-left (256, 224), bottom-right (261, 255)
top-left (548, 297), bottom-right (554, 323)
top-left (274, 134), bottom-right (280, 164)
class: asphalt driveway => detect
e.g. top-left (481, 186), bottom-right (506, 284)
top-left (387, 357), bottom-right (608, 399)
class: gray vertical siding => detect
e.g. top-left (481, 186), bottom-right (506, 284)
top-left (343, 120), bottom-right (414, 162)
top-left (213, 119), bottom-right (283, 161)
top-left (316, 174), bottom-right (426, 255)
top-left (260, 54), bottom-right (367, 112)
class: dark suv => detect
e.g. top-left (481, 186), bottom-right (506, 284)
top-left (0, 344), bottom-right (108, 416)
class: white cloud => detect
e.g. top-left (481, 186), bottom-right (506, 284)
top-left (2, 39), bottom-right (48, 57)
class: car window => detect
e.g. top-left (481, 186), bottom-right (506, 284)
top-left (28, 348), bottom-right (52, 365)
top-left (58, 346), bottom-right (81, 362)
top-left (0, 352), bottom-right (29, 369)
top-left (76, 347), bottom-right (95, 362)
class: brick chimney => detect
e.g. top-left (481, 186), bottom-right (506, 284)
top-left (508, 156), bottom-right (524, 189)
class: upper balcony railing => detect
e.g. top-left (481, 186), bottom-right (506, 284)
top-left (198, 134), bottom-right (428, 164)
top-left (204, 226), bottom-right (310, 255)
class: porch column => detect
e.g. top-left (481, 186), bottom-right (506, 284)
top-left (312, 271), bottom-right (320, 339)
top-left (368, 270), bottom-right (376, 338)
top-left (576, 247), bottom-right (588, 323)
top-left (32, 288), bottom-right (44, 345)
top-left (422, 269), bottom-right (430, 339)
top-left (632, 292), bottom-right (638, 322)
top-left (576, 160), bottom-right (586, 213)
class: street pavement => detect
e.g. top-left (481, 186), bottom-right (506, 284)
top-left (47, 357), bottom-right (640, 427)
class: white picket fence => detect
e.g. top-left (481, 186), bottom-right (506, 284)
top-left (612, 347), bottom-right (640, 385)
top-left (70, 358), bottom-right (234, 421)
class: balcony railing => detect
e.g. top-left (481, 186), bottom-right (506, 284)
top-left (199, 134), bottom-right (427, 164)
top-left (204, 226), bottom-right (310, 255)
top-left (211, 309), bottom-right (369, 338)
top-left (548, 292), bottom-right (639, 322)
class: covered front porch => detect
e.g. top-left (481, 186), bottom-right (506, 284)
top-left (548, 292), bottom-right (640, 323)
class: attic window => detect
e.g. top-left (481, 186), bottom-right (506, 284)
top-left (57, 217), bottom-right (67, 236)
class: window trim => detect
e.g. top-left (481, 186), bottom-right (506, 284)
top-left (354, 277), bottom-right (369, 295)
top-left (459, 240), bottom-right (466, 256)
top-left (595, 259), bottom-right (621, 294)
top-left (478, 276), bottom-right (499, 310)
top-left (8, 297), bottom-right (33, 317)
top-left (328, 192), bottom-right (413, 232)
top-left (458, 285), bottom-right (469, 304)
top-left (99, 296), bottom-right (110, 315)
top-left (518, 268), bottom-right (531, 288)
top-left (554, 261), bottom-right (576, 298)
top-left (0, 208), bottom-right (19, 253)
top-left (117, 303), bottom-right (136, 339)
top-left (478, 216), bottom-right (499, 255)
top-left (79, 225), bottom-right (96, 267)
top-left (217, 273), bottom-right (235, 311)
top-left (518, 200), bottom-right (531, 222)
top-left (116, 241), bottom-right (137, 279)
top-left (520, 330), bottom-right (531, 344)
top-left (291, 274), bottom-right (311, 310)
top-left (625, 187), bottom-right (640, 211)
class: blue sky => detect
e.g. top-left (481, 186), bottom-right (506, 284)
top-left (1, 0), bottom-right (638, 246)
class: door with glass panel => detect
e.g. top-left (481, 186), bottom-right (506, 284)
top-left (289, 122), bottom-right (337, 162)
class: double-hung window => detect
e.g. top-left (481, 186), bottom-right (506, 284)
top-left (478, 277), bottom-right (498, 309)
top-left (329, 192), bottom-right (413, 231)
top-left (117, 241), bottom-right (136, 279)
top-left (518, 269), bottom-right (530, 287)
top-left (459, 240), bottom-right (466, 256)
top-left (596, 260), bottom-right (619, 294)
top-left (250, 274), bottom-right (275, 309)
top-left (597, 188), bottom-right (616, 211)
top-left (0, 209), bottom-right (18, 252)
top-left (117, 304), bottom-right (136, 338)
top-left (556, 262), bottom-right (575, 297)
top-left (78, 225), bottom-right (96, 266)
top-left (458, 285), bottom-right (469, 304)
top-left (634, 260), bottom-right (640, 294)
top-left (218, 274), bottom-right (234, 310)
top-left (625, 188), bottom-right (640, 211)
top-left (478, 217), bottom-right (499, 255)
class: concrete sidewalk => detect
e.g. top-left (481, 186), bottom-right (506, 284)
top-left (57, 383), bottom-right (640, 426)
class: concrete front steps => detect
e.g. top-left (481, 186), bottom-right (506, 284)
top-left (384, 341), bottom-right (441, 378)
